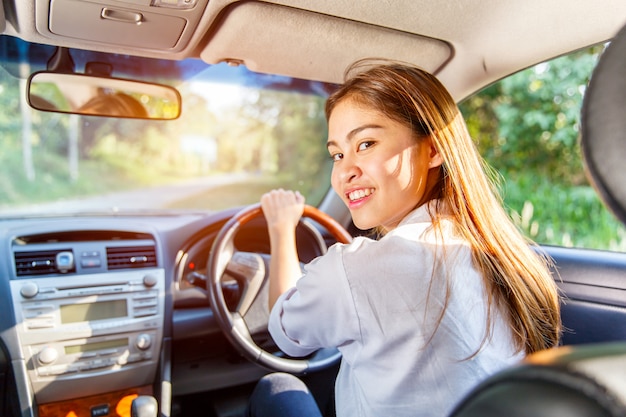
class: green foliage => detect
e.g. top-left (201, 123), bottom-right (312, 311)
top-left (502, 174), bottom-right (626, 251)
top-left (460, 45), bottom-right (626, 251)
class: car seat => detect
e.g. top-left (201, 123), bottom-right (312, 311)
top-left (449, 20), bottom-right (626, 417)
top-left (449, 343), bottom-right (626, 416)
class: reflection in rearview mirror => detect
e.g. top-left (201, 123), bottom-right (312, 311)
top-left (27, 72), bottom-right (182, 120)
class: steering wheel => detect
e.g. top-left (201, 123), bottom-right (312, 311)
top-left (207, 203), bottom-right (352, 374)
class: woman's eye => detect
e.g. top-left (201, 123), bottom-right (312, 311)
top-left (330, 153), bottom-right (343, 162)
top-left (357, 141), bottom-right (374, 151)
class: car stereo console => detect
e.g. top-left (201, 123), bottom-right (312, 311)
top-left (8, 239), bottom-right (165, 404)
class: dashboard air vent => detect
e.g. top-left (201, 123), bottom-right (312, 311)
top-left (15, 249), bottom-right (74, 276)
top-left (107, 245), bottom-right (157, 270)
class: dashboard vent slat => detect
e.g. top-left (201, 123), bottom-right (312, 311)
top-left (106, 245), bottom-right (157, 270)
top-left (15, 249), bottom-right (73, 276)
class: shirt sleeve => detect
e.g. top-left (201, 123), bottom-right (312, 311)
top-left (268, 242), bottom-right (362, 357)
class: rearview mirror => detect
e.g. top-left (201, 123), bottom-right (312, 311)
top-left (27, 72), bottom-right (181, 120)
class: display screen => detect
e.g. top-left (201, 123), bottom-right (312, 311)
top-left (60, 300), bottom-right (127, 324)
top-left (65, 338), bottom-right (128, 354)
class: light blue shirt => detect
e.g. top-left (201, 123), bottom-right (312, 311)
top-left (269, 202), bottom-right (524, 416)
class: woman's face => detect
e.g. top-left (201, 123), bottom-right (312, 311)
top-left (327, 98), bottom-right (442, 231)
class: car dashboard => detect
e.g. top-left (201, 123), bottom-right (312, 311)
top-left (0, 210), bottom-right (330, 416)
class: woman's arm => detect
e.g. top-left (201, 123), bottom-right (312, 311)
top-left (260, 189), bottom-right (305, 309)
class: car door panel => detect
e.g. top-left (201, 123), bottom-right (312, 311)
top-left (545, 246), bottom-right (626, 346)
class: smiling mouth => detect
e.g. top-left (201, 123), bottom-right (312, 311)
top-left (347, 188), bottom-right (374, 202)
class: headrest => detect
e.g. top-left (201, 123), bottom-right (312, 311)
top-left (581, 21), bottom-right (626, 225)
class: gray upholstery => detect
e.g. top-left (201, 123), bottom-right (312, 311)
top-left (581, 21), bottom-right (626, 224)
top-left (449, 343), bottom-right (626, 416)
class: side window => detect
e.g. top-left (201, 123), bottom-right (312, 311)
top-left (460, 45), bottom-right (626, 252)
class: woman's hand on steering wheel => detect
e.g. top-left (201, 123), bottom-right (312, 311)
top-left (206, 202), bottom-right (351, 374)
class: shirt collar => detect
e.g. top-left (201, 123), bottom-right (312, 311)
top-left (397, 199), bottom-right (446, 227)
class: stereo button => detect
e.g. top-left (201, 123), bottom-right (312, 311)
top-left (143, 274), bottom-right (158, 287)
top-left (38, 367), bottom-right (51, 376)
top-left (73, 362), bottom-right (92, 371)
top-left (20, 282), bottom-right (39, 298)
top-left (24, 310), bottom-right (53, 319)
top-left (89, 359), bottom-right (109, 369)
top-left (134, 298), bottom-right (157, 307)
top-left (127, 353), bottom-right (142, 363)
top-left (48, 365), bottom-right (74, 375)
top-left (81, 258), bottom-right (101, 268)
top-left (27, 319), bottom-right (55, 329)
top-left (133, 291), bottom-right (157, 300)
top-left (134, 307), bottom-right (158, 317)
top-left (38, 347), bottom-right (58, 365)
top-left (78, 353), bottom-right (98, 359)
top-left (24, 304), bottom-right (53, 312)
top-left (136, 334), bottom-right (152, 350)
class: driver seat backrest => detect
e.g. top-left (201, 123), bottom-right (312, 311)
top-left (448, 343), bottom-right (626, 417)
top-left (450, 19), bottom-right (626, 417)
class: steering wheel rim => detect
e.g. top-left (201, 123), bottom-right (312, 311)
top-left (207, 203), bottom-right (352, 374)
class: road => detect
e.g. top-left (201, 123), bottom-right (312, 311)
top-left (1, 173), bottom-right (252, 216)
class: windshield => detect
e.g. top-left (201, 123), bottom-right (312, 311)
top-left (0, 36), bottom-right (335, 217)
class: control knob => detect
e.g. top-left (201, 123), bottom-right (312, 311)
top-left (143, 274), bottom-right (158, 288)
top-left (136, 334), bottom-right (152, 350)
top-left (38, 346), bottom-right (58, 365)
top-left (20, 282), bottom-right (39, 298)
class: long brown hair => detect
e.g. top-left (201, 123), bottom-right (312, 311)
top-left (326, 60), bottom-right (561, 354)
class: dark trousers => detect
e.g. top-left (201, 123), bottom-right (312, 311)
top-left (246, 373), bottom-right (324, 417)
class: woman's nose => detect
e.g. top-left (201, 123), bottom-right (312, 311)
top-left (335, 156), bottom-right (361, 183)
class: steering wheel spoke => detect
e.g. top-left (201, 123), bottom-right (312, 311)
top-left (213, 234), bottom-right (236, 277)
top-left (225, 251), bottom-right (267, 316)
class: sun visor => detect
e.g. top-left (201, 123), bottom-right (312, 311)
top-left (200, 1), bottom-right (451, 85)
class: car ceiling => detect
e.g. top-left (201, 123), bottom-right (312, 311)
top-left (2, 0), bottom-right (626, 100)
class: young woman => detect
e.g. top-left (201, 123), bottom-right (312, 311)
top-left (247, 61), bottom-right (561, 417)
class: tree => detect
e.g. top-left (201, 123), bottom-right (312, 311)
top-left (459, 45), bottom-right (626, 250)
top-left (460, 45), bottom-right (604, 185)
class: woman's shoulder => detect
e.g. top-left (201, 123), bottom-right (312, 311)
top-left (331, 209), bottom-right (461, 255)
top-left (329, 225), bottom-right (447, 268)
top-left (318, 202), bottom-right (467, 273)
